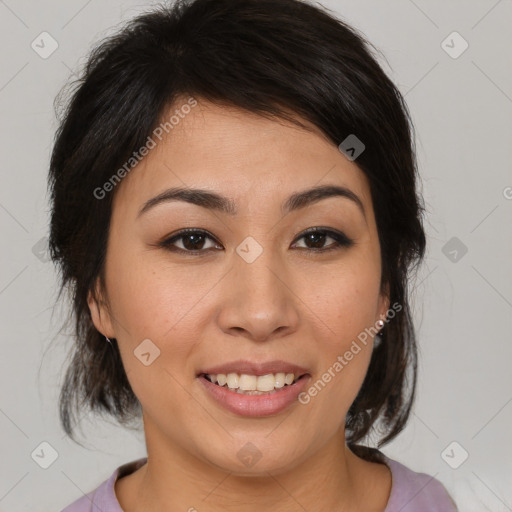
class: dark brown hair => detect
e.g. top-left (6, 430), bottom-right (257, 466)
top-left (48, 0), bottom-right (426, 452)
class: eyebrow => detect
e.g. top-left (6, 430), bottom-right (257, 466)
top-left (137, 184), bottom-right (366, 219)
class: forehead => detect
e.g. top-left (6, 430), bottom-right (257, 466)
top-left (112, 99), bottom-right (373, 217)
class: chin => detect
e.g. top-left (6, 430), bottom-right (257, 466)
top-left (197, 434), bottom-right (312, 477)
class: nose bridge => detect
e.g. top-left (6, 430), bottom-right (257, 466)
top-left (234, 234), bottom-right (285, 302)
top-left (218, 234), bottom-right (299, 339)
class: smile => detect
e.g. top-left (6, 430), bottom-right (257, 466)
top-left (197, 361), bottom-right (311, 417)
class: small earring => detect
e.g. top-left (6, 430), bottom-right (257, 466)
top-left (105, 336), bottom-right (112, 345)
top-left (376, 319), bottom-right (385, 330)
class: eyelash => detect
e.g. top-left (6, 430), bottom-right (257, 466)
top-left (157, 227), bottom-right (354, 255)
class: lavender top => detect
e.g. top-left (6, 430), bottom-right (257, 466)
top-left (61, 455), bottom-right (457, 511)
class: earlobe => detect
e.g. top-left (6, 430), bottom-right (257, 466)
top-left (87, 281), bottom-right (114, 338)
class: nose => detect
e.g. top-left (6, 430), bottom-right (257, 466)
top-left (216, 244), bottom-right (300, 342)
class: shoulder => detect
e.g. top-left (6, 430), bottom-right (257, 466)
top-left (60, 473), bottom-right (116, 512)
top-left (60, 458), bottom-right (148, 512)
top-left (383, 455), bottom-right (457, 512)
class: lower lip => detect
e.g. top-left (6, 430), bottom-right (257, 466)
top-left (198, 374), bottom-right (311, 417)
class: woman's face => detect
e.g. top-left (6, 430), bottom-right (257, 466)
top-left (89, 98), bottom-right (389, 474)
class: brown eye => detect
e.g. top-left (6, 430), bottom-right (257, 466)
top-left (158, 227), bottom-right (354, 255)
top-left (159, 229), bottom-right (221, 254)
top-left (292, 228), bottom-right (354, 252)
top-left (300, 231), bottom-right (331, 249)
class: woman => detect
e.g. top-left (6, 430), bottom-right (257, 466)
top-left (49, 0), bottom-right (457, 510)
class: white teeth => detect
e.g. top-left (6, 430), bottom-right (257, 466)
top-left (239, 374), bottom-right (257, 391)
top-left (274, 372), bottom-right (286, 388)
top-left (257, 374), bottom-right (276, 392)
top-left (226, 373), bottom-right (239, 389)
top-left (284, 373), bottom-right (295, 385)
top-left (205, 372), bottom-right (302, 392)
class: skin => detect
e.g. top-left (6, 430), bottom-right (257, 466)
top-left (88, 98), bottom-right (392, 511)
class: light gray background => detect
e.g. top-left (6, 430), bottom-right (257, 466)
top-left (0, 0), bottom-right (511, 510)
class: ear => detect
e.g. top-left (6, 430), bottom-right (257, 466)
top-left (377, 281), bottom-right (391, 323)
top-left (87, 278), bottom-right (115, 338)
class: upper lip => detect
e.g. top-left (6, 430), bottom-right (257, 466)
top-left (198, 359), bottom-right (310, 377)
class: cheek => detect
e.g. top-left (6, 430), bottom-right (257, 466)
top-left (298, 260), bottom-right (381, 407)
top-left (106, 243), bottom-right (215, 343)
top-left (306, 258), bottom-right (382, 343)
top-left (104, 250), bottom-right (208, 422)
top-left (103, 249), bottom-right (212, 410)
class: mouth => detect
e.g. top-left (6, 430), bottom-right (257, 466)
top-left (196, 360), bottom-right (311, 417)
